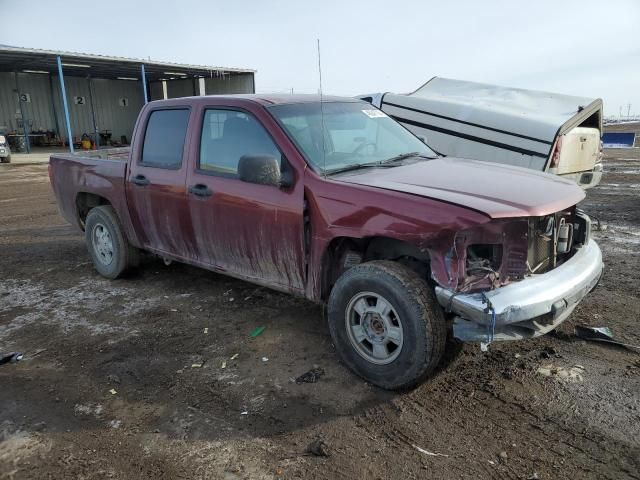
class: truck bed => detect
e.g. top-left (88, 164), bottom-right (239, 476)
top-left (49, 149), bottom-right (131, 232)
top-left (68, 147), bottom-right (130, 161)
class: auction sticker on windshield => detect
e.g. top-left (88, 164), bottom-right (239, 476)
top-left (362, 109), bottom-right (387, 118)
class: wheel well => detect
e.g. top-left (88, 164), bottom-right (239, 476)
top-left (321, 236), bottom-right (430, 300)
top-left (76, 192), bottom-right (111, 229)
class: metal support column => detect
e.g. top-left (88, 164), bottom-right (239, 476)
top-left (14, 71), bottom-right (31, 153)
top-left (141, 64), bottom-right (148, 104)
top-left (87, 76), bottom-right (100, 148)
top-left (56, 56), bottom-right (74, 153)
top-left (48, 73), bottom-right (62, 145)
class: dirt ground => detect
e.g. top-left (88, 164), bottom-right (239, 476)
top-left (1, 150), bottom-right (639, 480)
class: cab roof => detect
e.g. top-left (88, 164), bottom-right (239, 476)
top-left (148, 93), bottom-right (362, 108)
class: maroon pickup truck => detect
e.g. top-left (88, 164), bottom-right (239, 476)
top-left (49, 94), bottom-right (603, 389)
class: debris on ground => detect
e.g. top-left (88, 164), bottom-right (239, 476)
top-left (577, 325), bottom-right (613, 340)
top-left (0, 352), bottom-right (23, 365)
top-left (203, 327), bottom-right (208, 334)
top-left (261, 357), bottom-right (269, 362)
top-left (250, 326), bottom-right (266, 338)
top-left (539, 346), bottom-right (559, 359)
top-left (412, 444), bottom-right (449, 457)
top-left (575, 325), bottom-right (640, 352)
top-left (537, 364), bottom-right (585, 383)
top-left (109, 389), bottom-right (117, 395)
top-left (221, 361), bottom-right (227, 369)
top-left (306, 439), bottom-right (331, 457)
top-left (230, 353), bottom-right (239, 360)
top-left (191, 363), bottom-right (203, 368)
top-left (295, 366), bottom-right (325, 384)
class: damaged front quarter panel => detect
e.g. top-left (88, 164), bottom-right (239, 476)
top-left (432, 210), bottom-right (603, 345)
top-left (427, 218), bottom-right (529, 293)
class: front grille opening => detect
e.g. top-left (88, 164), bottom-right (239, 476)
top-left (528, 211), bottom-right (578, 274)
top-left (466, 244), bottom-right (503, 277)
top-left (528, 216), bottom-right (555, 274)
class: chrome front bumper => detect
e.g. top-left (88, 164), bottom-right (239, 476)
top-left (435, 240), bottom-right (603, 342)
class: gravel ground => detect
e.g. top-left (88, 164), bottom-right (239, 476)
top-left (0, 150), bottom-right (639, 479)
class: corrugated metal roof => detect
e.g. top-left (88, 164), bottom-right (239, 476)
top-left (0, 45), bottom-right (255, 80)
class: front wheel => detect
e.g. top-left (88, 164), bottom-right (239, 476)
top-left (85, 205), bottom-right (139, 279)
top-left (328, 261), bottom-right (446, 390)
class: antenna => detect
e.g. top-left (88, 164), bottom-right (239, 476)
top-left (317, 38), bottom-right (327, 177)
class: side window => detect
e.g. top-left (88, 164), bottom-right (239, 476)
top-left (199, 109), bottom-right (281, 175)
top-left (141, 109), bottom-right (190, 168)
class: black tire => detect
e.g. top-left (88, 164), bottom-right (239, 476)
top-left (0, 155), bottom-right (9, 163)
top-left (328, 261), bottom-right (446, 390)
top-left (85, 205), bottom-right (140, 279)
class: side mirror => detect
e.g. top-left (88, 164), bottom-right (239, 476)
top-left (279, 167), bottom-right (294, 189)
top-left (238, 154), bottom-right (282, 187)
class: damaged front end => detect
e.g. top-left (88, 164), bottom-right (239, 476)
top-left (429, 209), bottom-right (602, 344)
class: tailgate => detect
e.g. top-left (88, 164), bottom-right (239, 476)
top-left (556, 127), bottom-right (600, 174)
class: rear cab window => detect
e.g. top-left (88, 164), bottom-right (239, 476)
top-left (141, 109), bottom-right (190, 169)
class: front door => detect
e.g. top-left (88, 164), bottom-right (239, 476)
top-left (126, 107), bottom-right (197, 259)
top-left (186, 106), bottom-right (305, 292)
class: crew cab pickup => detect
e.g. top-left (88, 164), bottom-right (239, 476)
top-left (49, 95), bottom-right (603, 389)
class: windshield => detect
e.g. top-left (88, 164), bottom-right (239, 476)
top-left (268, 102), bottom-right (436, 174)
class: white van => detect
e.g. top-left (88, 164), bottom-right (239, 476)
top-left (0, 135), bottom-right (11, 163)
top-left (359, 77), bottom-right (603, 189)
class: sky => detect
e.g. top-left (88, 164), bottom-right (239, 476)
top-left (2, 0), bottom-right (639, 116)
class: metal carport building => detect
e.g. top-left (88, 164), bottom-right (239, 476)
top-left (0, 45), bottom-right (255, 153)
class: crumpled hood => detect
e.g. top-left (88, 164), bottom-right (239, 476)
top-left (334, 157), bottom-right (585, 218)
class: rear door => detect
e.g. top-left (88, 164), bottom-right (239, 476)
top-left (185, 102), bottom-right (306, 292)
top-left (126, 107), bottom-right (197, 259)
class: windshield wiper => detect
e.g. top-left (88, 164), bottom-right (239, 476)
top-left (326, 161), bottom-right (398, 176)
top-left (326, 152), bottom-right (435, 176)
top-left (382, 151), bottom-right (436, 163)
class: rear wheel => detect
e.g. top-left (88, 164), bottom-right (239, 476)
top-left (328, 261), bottom-right (446, 390)
top-left (85, 205), bottom-right (139, 279)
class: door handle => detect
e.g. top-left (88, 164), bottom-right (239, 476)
top-left (132, 174), bottom-right (150, 186)
top-left (188, 184), bottom-right (213, 197)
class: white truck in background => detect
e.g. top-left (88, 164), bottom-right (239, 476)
top-left (0, 135), bottom-right (11, 163)
top-left (359, 77), bottom-right (603, 189)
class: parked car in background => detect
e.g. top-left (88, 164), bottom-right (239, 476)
top-left (49, 94), bottom-right (603, 389)
top-left (0, 135), bottom-right (11, 163)
top-left (359, 77), bottom-right (604, 189)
